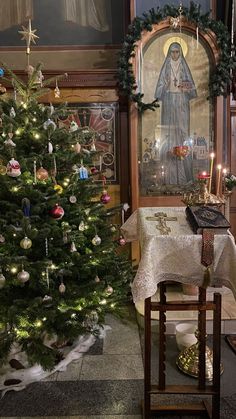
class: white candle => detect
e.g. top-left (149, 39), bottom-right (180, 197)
top-left (216, 164), bottom-right (222, 196)
top-left (208, 152), bottom-right (215, 193)
top-left (222, 168), bottom-right (227, 194)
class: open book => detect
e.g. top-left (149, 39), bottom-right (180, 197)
top-left (185, 205), bottom-right (230, 234)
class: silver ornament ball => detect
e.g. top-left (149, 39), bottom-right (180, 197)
top-left (17, 269), bottom-right (30, 283)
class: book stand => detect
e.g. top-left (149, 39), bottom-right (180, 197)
top-left (143, 283), bottom-right (222, 418)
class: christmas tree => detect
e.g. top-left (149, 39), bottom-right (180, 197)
top-left (0, 22), bottom-right (132, 371)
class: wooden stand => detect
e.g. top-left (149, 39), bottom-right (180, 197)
top-left (143, 283), bottom-right (222, 418)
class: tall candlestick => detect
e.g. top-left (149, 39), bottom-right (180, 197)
top-left (216, 164), bottom-right (222, 196)
top-left (208, 152), bottom-right (215, 193)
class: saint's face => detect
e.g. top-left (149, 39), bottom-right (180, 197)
top-left (170, 49), bottom-right (180, 61)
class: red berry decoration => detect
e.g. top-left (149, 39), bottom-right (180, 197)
top-left (100, 190), bottom-right (111, 204)
top-left (50, 204), bottom-right (64, 220)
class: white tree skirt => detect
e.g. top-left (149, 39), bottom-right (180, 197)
top-left (0, 326), bottom-right (110, 396)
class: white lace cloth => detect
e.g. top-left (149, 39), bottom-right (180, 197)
top-left (121, 207), bottom-right (236, 303)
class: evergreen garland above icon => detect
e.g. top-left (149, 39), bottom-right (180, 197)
top-left (117, 1), bottom-right (236, 112)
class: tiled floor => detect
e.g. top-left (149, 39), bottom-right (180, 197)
top-left (1, 294), bottom-right (236, 419)
top-left (0, 309), bottom-right (144, 419)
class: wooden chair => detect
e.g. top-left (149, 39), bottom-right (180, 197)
top-left (143, 283), bottom-right (222, 418)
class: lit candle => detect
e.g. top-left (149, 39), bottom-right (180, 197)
top-left (208, 152), bottom-right (215, 193)
top-left (216, 164), bottom-right (222, 196)
top-left (197, 171), bottom-right (210, 180)
top-left (222, 168), bottom-right (227, 194)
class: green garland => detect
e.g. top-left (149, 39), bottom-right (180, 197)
top-left (117, 1), bottom-right (236, 112)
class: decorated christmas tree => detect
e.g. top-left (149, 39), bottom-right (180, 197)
top-left (0, 22), bottom-right (132, 371)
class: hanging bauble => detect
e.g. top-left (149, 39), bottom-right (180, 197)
top-left (0, 273), bottom-right (6, 289)
top-left (36, 167), bottom-right (49, 181)
top-left (43, 294), bottom-right (53, 303)
top-left (90, 142), bottom-right (96, 151)
top-left (0, 164), bottom-right (7, 175)
top-left (100, 190), bottom-right (111, 204)
top-left (54, 85), bottom-right (60, 98)
top-left (79, 166), bottom-right (88, 179)
top-left (54, 184), bottom-right (63, 194)
top-left (4, 136), bottom-right (16, 147)
top-left (20, 236), bottom-right (32, 249)
top-left (92, 234), bottom-right (101, 246)
top-left (7, 158), bottom-right (21, 177)
top-left (78, 221), bottom-right (85, 231)
top-left (95, 275), bottom-right (100, 283)
top-left (0, 84), bottom-right (6, 95)
top-left (118, 236), bottom-right (126, 246)
top-left (91, 166), bottom-right (98, 174)
top-left (43, 118), bottom-right (56, 131)
top-left (70, 242), bottom-right (77, 252)
top-left (17, 269), bottom-right (30, 283)
top-left (110, 225), bottom-right (117, 233)
top-left (22, 198), bottom-right (31, 217)
top-left (105, 285), bottom-right (113, 295)
top-left (50, 204), bottom-right (64, 220)
top-left (0, 68), bottom-right (4, 77)
top-left (69, 120), bottom-right (79, 132)
top-left (74, 142), bottom-right (81, 153)
top-left (10, 107), bottom-right (16, 118)
top-left (59, 282), bottom-right (66, 293)
top-left (69, 195), bottom-right (77, 204)
top-left (0, 234), bottom-right (5, 244)
top-left (48, 141), bottom-right (53, 154)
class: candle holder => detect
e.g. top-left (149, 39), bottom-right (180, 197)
top-left (182, 177), bottom-right (225, 206)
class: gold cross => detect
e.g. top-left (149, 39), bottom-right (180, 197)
top-left (146, 212), bottom-right (177, 235)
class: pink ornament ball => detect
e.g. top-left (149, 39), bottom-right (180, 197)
top-left (100, 192), bottom-right (111, 204)
top-left (118, 236), bottom-right (126, 246)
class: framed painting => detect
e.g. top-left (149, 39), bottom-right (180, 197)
top-left (57, 102), bottom-right (119, 183)
top-left (138, 30), bottom-right (214, 197)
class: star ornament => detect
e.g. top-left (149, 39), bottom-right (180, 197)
top-left (18, 19), bottom-right (39, 52)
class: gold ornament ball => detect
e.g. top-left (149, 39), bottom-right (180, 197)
top-left (36, 167), bottom-right (49, 181)
top-left (54, 184), bottom-right (63, 194)
top-left (20, 236), bottom-right (32, 249)
top-left (0, 165), bottom-right (7, 175)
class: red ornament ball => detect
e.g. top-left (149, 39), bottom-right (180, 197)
top-left (100, 191), bottom-right (111, 204)
top-left (50, 204), bottom-right (64, 220)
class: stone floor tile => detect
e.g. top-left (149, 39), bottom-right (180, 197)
top-left (56, 359), bottom-right (83, 381)
top-left (80, 354), bottom-right (144, 380)
top-left (104, 315), bottom-right (141, 355)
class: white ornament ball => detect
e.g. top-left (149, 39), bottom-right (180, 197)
top-left (0, 273), bottom-right (6, 289)
top-left (59, 282), bottom-right (66, 293)
top-left (92, 234), bottom-right (101, 246)
top-left (105, 285), bottom-right (113, 295)
top-left (7, 158), bottom-right (21, 177)
top-left (17, 269), bottom-right (30, 283)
